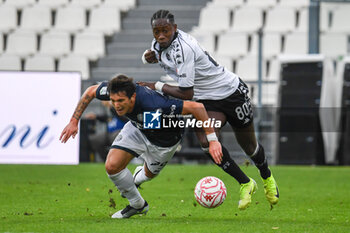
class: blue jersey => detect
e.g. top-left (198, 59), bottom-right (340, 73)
top-left (95, 82), bottom-right (184, 147)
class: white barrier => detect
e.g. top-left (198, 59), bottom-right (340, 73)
top-left (0, 72), bottom-right (81, 164)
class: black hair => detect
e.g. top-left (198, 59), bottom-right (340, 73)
top-left (151, 9), bottom-right (175, 25)
top-left (107, 74), bottom-right (136, 98)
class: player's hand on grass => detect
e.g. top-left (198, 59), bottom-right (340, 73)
top-left (137, 81), bottom-right (156, 90)
top-left (209, 141), bottom-right (223, 164)
top-left (60, 120), bottom-right (78, 143)
top-left (143, 50), bottom-right (158, 64)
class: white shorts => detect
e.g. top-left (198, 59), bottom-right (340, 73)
top-left (111, 121), bottom-right (181, 174)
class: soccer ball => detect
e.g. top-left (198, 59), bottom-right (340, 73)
top-left (194, 176), bottom-right (227, 208)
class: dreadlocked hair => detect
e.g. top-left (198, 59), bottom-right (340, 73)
top-left (151, 9), bottom-right (175, 25)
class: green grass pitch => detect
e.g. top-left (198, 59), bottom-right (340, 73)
top-left (0, 163), bottom-right (349, 233)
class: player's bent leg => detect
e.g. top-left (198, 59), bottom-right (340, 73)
top-left (234, 123), bottom-right (279, 205)
top-left (232, 122), bottom-right (258, 155)
top-left (238, 178), bottom-right (257, 210)
top-left (105, 149), bottom-right (147, 218)
top-left (133, 165), bottom-right (145, 188)
top-left (234, 122), bottom-right (271, 178)
top-left (133, 163), bottom-right (157, 187)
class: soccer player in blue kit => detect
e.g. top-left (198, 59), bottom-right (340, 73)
top-left (60, 74), bottom-right (223, 218)
top-left (139, 10), bottom-right (279, 210)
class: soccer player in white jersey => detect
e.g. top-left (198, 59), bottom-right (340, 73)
top-left (139, 10), bottom-right (279, 210)
top-left (60, 74), bottom-right (222, 218)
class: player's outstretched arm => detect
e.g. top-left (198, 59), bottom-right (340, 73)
top-left (60, 85), bottom-right (99, 143)
top-left (182, 101), bottom-right (223, 164)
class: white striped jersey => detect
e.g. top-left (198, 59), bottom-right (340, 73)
top-left (150, 30), bottom-right (239, 100)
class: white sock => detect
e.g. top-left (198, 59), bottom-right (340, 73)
top-left (108, 168), bottom-right (145, 209)
top-left (134, 167), bottom-right (152, 186)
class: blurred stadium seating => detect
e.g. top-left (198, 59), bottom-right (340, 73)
top-left (0, 0), bottom-right (129, 79)
top-left (0, 0), bottom-right (349, 83)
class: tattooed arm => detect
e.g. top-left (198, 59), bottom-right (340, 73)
top-left (60, 85), bottom-right (99, 143)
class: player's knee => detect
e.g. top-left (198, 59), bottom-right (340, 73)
top-left (105, 161), bottom-right (125, 175)
top-left (244, 142), bottom-right (259, 156)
